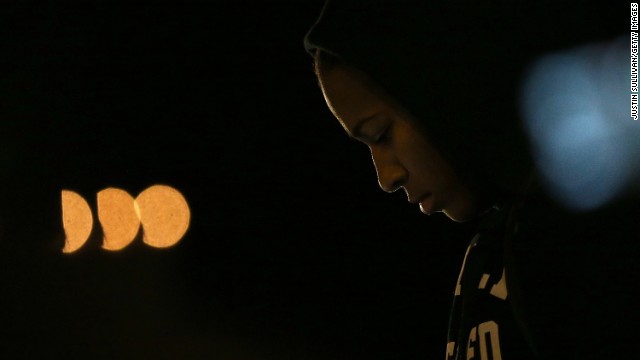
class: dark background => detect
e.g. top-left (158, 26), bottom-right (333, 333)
top-left (0, 1), bottom-right (476, 359)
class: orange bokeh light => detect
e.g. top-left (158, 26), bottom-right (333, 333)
top-left (134, 185), bottom-right (191, 249)
top-left (97, 188), bottom-right (140, 251)
top-left (61, 185), bottom-right (190, 253)
top-left (61, 190), bottom-right (94, 254)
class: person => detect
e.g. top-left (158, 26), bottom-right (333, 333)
top-left (303, 1), bottom-right (639, 359)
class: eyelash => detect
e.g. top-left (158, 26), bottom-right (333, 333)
top-left (375, 126), bottom-right (391, 144)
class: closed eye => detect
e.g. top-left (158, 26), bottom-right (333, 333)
top-left (374, 126), bottom-right (392, 144)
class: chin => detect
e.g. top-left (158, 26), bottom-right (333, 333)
top-left (443, 209), bottom-right (477, 223)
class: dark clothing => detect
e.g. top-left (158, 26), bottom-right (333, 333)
top-left (446, 206), bottom-right (536, 360)
top-left (505, 178), bottom-right (640, 359)
top-left (448, 176), bottom-right (640, 359)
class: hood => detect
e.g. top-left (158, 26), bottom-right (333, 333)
top-left (303, 0), bottom-right (622, 200)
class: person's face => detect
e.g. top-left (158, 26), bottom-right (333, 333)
top-left (317, 61), bottom-right (480, 222)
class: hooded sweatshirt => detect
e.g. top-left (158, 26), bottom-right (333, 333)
top-left (303, 1), bottom-right (637, 359)
top-left (304, 0), bottom-right (621, 199)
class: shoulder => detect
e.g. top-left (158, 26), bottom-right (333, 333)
top-left (507, 175), bottom-right (640, 358)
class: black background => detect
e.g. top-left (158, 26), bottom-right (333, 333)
top-left (0, 1), bottom-right (476, 359)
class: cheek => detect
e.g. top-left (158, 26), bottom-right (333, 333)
top-left (403, 136), bottom-right (453, 185)
top-left (403, 131), bottom-right (470, 203)
top-left (443, 190), bottom-right (479, 222)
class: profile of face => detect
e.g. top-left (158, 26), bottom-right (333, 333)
top-left (316, 58), bottom-right (481, 222)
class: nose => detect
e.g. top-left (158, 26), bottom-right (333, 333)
top-left (371, 147), bottom-right (407, 193)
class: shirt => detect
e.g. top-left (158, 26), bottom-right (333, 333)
top-left (445, 206), bottom-right (536, 360)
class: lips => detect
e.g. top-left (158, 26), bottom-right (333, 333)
top-left (418, 194), bottom-right (435, 215)
top-left (408, 193), bottom-right (434, 214)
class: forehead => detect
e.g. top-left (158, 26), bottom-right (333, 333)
top-left (318, 63), bottom-right (388, 132)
